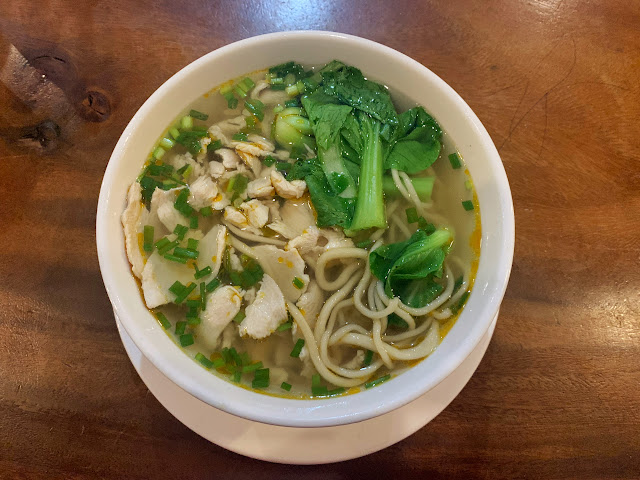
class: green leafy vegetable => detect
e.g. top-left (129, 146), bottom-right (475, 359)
top-left (369, 229), bottom-right (452, 307)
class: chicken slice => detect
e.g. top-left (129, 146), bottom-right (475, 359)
top-left (141, 251), bottom-right (197, 309)
top-left (152, 188), bottom-right (190, 233)
top-left (167, 152), bottom-right (202, 181)
top-left (198, 286), bottom-right (243, 350)
top-left (121, 182), bottom-right (146, 278)
top-left (209, 160), bottom-right (225, 178)
top-left (287, 226), bottom-right (355, 264)
top-left (238, 275), bottom-right (287, 339)
top-left (188, 175), bottom-right (218, 210)
top-left (216, 148), bottom-right (241, 169)
top-left (271, 170), bottom-right (306, 199)
top-left (197, 225), bottom-right (226, 277)
top-left (239, 199), bottom-right (270, 228)
top-left (250, 80), bottom-right (290, 105)
top-left (236, 150), bottom-right (262, 177)
top-left (223, 206), bottom-right (249, 229)
top-left (247, 176), bottom-right (275, 198)
top-left (267, 199), bottom-right (316, 239)
top-left (295, 280), bottom-right (323, 329)
top-left (208, 115), bottom-right (245, 145)
top-left (231, 134), bottom-right (276, 158)
top-left (251, 245), bottom-right (309, 302)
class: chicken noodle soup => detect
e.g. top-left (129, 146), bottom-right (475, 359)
top-left (122, 60), bottom-right (481, 398)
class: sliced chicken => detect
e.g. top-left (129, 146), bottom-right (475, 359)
top-left (231, 134), bottom-right (276, 158)
top-left (121, 182), bottom-right (146, 279)
top-left (250, 80), bottom-right (290, 106)
top-left (268, 199), bottom-right (315, 239)
top-left (251, 245), bottom-right (309, 302)
top-left (238, 275), bottom-right (287, 339)
top-left (216, 148), bottom-right (241, 169)
top-left (239, 199), bottom-right (270, 228)
top-left (198, 286), bottom-right (243, 350)
top-left (152, 188), bottom-right (190, 233)
top-left (209, 160), bottom-right (225, 178)
top-left (295, 280), bottom-right (323, 329)
top-left (271, 170), bottom-right (306, 199)
top-left (188, 175), bottom-right (218, 210)
top-left (287, 226), bottom-right (355, 263)
top-left (208, 115), bottom-right (245, 145)
top-left (167, 152), bottom-right (202, 181)
top-left (247, 176), bottom-right (275, 198)
top-left (223, 206), bottom-right (249, 229)
top-left (141, 251), bottom-right (197, 309)
top-left (197, 225), bottom-right (227, 277)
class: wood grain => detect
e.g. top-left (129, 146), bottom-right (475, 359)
top-left (1, 1), bottom-right (638, 478)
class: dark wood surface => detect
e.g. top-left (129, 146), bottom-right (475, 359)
top-left (1, 1), bottom-right (638, 478)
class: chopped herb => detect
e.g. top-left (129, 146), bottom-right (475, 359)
top-left (200, 282), bottom-right (206, 310)
top-left (252, 368), bottom-right (270, 388)
top-left (453, 276), bottom-right (464, 293)
top-left (155, 312), bottom-right (171, 329)
top-left (169, 127), bottom-right (181, 140)
top-left (179, 334), bottom-right (194, 347)
top-left (242, 361), bottom-right (263, 373)
top-left (143, 225), bottom-right (154, 252)
top-left (175, 321), bottom-right (186, 335)
top-left (163, 253), bottom-right (188, 264)
top-left (280, 382), bottom-right (292, 391)
top-left (189, 215), bottom-right (198, 229)
top-left (232, 311), bottom-right (246, 324)
top-left (180, 115), bottom-right (193, 130)
top-left (158, 239), bottom-right (179, 255)
top-left (263, 155), bottom-right (277, 166)
top-left (232, 132), bottom-right (248, 142)
top-left (187, 238), bottom-right (199, 250)
top-left (189, 109), bottom-right (208, 121)
top-left (290, 338), bottom-right (305, 357)
top-left (187, 316), bottom-right (201, 325)
top-left (153, 146), bottom-right (166, 160)
top-left (173, 247), bottom-right (199, 259)
top-left (276, 161), bottom-right (292, 173)
top-left (292, 277), bottom-right (304, 290)
top-left (448, 152), bottom-right (462, 169)
top-left (205, 278), bottom-right (221, 292)
top-left (208, 139), bottom-right (223, 152)
top-left (450, 291), bottom-right (470, 315)
top-left (356, 239), bottom-right (374, 249)
top-left (173, 224), bottom-right (189, 240)
top-left (195, 352), bottom-right (214, 368)
top-left (199, 206), bottom-right (213, 217)
top-left (365, 374), bottom-right (391, 389)
top-left (212, 357), bottom-right (226, 368)
top-left (174, 282), bottom-right (197, 304)
top-left (462, 200), bottom-right (474, 211)
top-left (363, 349), bottom-right (374, 367)
top-left (276, 321), bottom-right (293, 332)
top-left (169, 281), bottom-right (186, 296)
top-left (245, 98), bottom-right (265, 121)
top-left (405, 207), bottom-right (419, 224)
top-left (239, 77), bottom-right (255, 92)
top-left (417, 217), bottom-right (435, 234)
top-left (194, 265), bottom-right (212, 280)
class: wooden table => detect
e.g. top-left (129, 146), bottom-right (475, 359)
top-left (1, 1), bottom-right (638, 478)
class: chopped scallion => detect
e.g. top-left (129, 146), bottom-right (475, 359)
top-left (448, 152), bottom-right (462, 169)
top-left (179, 333), bottom-right (194, 347)
top-left (232, 311), bottom-right (246, 324)
top-left (365, 374), bottom-right (391, 389)
top-left (263, 155), bottom-right (276, 166)
top-left (194, 266), bottom-right (212, 280)
top-left (405, 207), bottom-right (419, 224)
top-left (356, 239), bottom-right (374, 249)
top-left (155, 312), bottom-right (171, 329)
top-left (174, 282), bottom-right (197, 304)
top-left (169, 281), bottom-right (186, 296)
top-left (363, 349), bottom-right (374, 367)
top-left (195, 352), bottom-right (214, 368)
top-left (190, 215), bottom-right (198, 229)
top-left (292, 277), bottom-right (305, 289)
top-left (189, 109), bottom-right (208, 121)
top-left (187, 238), bottom-right (199, 250)
top-left (160, 137), bottom-right (175, 149)
top-left (153, 146), bottom-right (166, 160)
top-left (143, 225), bottom-right (154, 252)
top-left (276, 321), bottom-right (293, 332)
top-left (205, 278), bottom-right (221, 292)
top-left (169, 127), bottom-right (181, 140)
top-left (280, 382), bottom-right (292, 391)
top-left (180, 115), bottom-right (193, 130)
top-left (242, 361), bottom-right (263, 373)
top-left (173, 224), bottom-right (189, 240)
top-left (163, 253), bottom-right (188, 264)
top-left (175, 321), bottom-right (186, 335)
top-left (199, 206), bottom-right (213, 217)
top-left (232, 132), bottom-right (248, 142)
top-left (462, 200), bottom-right (474, 211)
top-left (290, 338), bottom-right (305, 357)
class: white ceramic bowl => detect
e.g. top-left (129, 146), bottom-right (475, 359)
top-left (97, 31), bottom-right (514, 428)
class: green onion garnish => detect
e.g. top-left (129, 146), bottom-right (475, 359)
top-left (232, 371), bottom-right (242, 383)
top-left (276, 321), bottom-right (293, 332)
top-left (179, 333), bottom-right (194, 347)
top-left (363, 349), bottom-right (374, 367)
top-left (241, 361), bottom-right (263, 373)
top-left (263, 155), bottom-right (276, 166)
top-left (212, 357), bottom-right (225, 368)
top-left (450, 291), bottom-right (470, 315)
top-left (292, 277), bottom-right (305, 290)
top-left (356, 239), bottom-right (374, 249)
top-left (232, 132), bottom-right (248, 142)
top-left (187, 316), bottom-right (201, 325)
top-left (199, 282), bottom-right (206, 311)
top-left (245, 115), bottom-right (256, 128)
top-left (154, 237), bottom-right (170, 250)
top-left (187, 238), bottom-right (199, 250)
top-left (276, 161), bottom-right (291, 173)
top-left (195, 352), bottom-right (214, 368)
top-left (199, 206), bottom-right (213, 217)
top-left (448, 152), bottom-right (462, 169)
top-left (251, 368), bottom-right (270, 389)
top-left (290, 338), bottom-right (305, 358)
top-left (143, 225), bottom-right (154, 252)
top-left (205, 278), bottom-right (221, 292)
top-left (462, 200), bottom-right (474, 211)
top-left (327, 388), bottom-right (346, 396)
top-left (158, 239), bottom-right (179, 255)
top-left (418, 217), bottom-right (435, 233)
top-left (169, 281), bottom-right (186, 296)
top-left (284, 98), bottom-right (300, 108)
top-left (280, 382), bottom-right (292, 391)
top-left (232, 311), bottom-right (246, 324)
top-left (169, 127), bottom-right (181, 140)
top-left (453, 276), bottom-right (464, 293)
top-left (163, 253), bottom-right (188, 264)
top-left (159, 137), bottom-right (175, 150)
top-left (173, 247), bottom-right (199, 259)
top-left (173, 224), bottom-right (189, 240)
top-left (405, 207), bottom-right (419, 224)
top-left (153, 146), bottom-right (166, 160)
top-left (194, 266), bottom-right (212, 280)
top-left (174, 282), bottom-right (197, 304)
top-left (175, 321), bottom-right (186, 335)
top-left (207, 139), bottom-right (223, 152)
top-left (189, 215), bottom-right (199, 229)
top-left (244, 98), bottom-right (264, 121)
top-left (180, 115), bottom-right (193, 130)
top-left (311, 374), bottom-right (328, 396)
top-left (365, 374), bottom-right (391, 389)
top-left (155, 312), bottom-right (171, 329)
top-left (189, 109), bottom-right (208, 121)
top-left (239, 77), bottom-right (255, 92)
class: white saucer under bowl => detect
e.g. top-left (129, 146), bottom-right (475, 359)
top-left (115, 310), bottom-right (497, 464)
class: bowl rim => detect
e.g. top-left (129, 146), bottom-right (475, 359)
top-left (97, 30), bottom-right (514, 428)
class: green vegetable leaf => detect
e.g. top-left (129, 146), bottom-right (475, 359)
top-left (369, 229), bottom-right (452, 307)
top-left (322, 66), bottom-right (398, 125)
top-left (289, 157), bottom-right (355, 228)
top-left (384, 107), bottom-right (443, 174)
top-left (302, 91), bottom-right (352, 150)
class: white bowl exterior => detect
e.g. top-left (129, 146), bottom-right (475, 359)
top-left (97, 31), bottom-right (514, 428)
